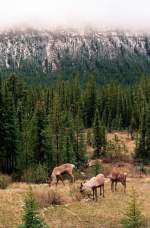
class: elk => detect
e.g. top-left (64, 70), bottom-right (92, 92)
top-left (48, 163), bottom-right (75, 187)
top-left (109, 170), bottom-right (127, 192)
top-left (80, 174), bottom-right (105, 201)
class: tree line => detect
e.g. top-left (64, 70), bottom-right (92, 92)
top-left (0, 74), bottom-right (150, 178)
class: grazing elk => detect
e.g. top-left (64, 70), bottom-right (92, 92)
top-left (109, 170), bottom-right (127, 192)
top-left (48, 163), bottom-right (75, 187)
top-left (80, 174), bottom-right (105, 201)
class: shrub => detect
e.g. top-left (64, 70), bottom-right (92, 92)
top-left (93, 159), bottom-right (103, 176)
top-left (18, 188), bottom-right (48, 228)
top-left (0, 174), bottom-right (12, 189)
top-left (136, 163), bottom-right (147, 176)
top-left (34, 189), bottom-right (63, 207)
top-left (22, 164), bottom-right (48, 183)
top-left (121, 189), bottom-right (147, 228)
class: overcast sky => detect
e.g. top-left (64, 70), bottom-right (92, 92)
top-left (0, 0), bottom-right (150, 31)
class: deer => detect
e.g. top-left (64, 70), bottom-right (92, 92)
top-left (48, 163), bottom-right (75, 187)
top-left (80, 174), bottom-right (105, 201)
top-left (109, 170), bottom-right (127, 192)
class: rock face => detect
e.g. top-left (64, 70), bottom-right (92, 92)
top-left (0, 29), bottom-right (150, 79)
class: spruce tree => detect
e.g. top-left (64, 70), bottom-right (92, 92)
top-left (121, 189), bottom-right (146, 228)
top-left (0, 79), bottom-right (6, 172)
top-left (50, 93), bottom-right (62, 165)
top-left (18, 188), bottom-right (48, 228)
top-left (73, 108), bottom-right (87, 167)
top-left (3, 86), bottom-right (18, 174)
top-left (83, 78), bottom-right (97, 128)
top-left (62, 131), bottom-right (75, 164)
top-left (135, 105), bottom-right (150, 160)
top-left (77, 131), bottom-right (87, 167)
top-left (34, 102), bottom-right (47, 164)
top-left (87, 129), bottom-right (93, 146)
top-left (145, 105), bottom-right (150, 158)
top-left (93, 109), bottom-right (106, 158)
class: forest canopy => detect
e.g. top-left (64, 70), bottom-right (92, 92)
top-left (0, 74), bottom-right (150, 179)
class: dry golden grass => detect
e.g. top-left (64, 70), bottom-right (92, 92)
top-left (0, 177), bottom-right (150, 228)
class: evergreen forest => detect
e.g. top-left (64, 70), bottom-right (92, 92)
top-left (0, 74), bottom-right (150, 180)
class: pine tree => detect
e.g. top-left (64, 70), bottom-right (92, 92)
top-left (3, 86), bottom-right (18, 174)
top-left (77, 131), bottom-right (87, 167)
top-left (87, 129), bottom-right (93, 146)
top-left (0, 79), bottom-right (6, 172)
top-left (18, 188), bottom-right (48, 228)
top-left (73, 108), bottom-right (87, 167)
top-left (121, 189), bottom-right (146, 228)
top-left (93, 159), bottom-right (103, 176)
top-left (135, 105), bottom-right (150, 160)
top-left (83, 78), bottom-right (97, 128)
top-left (50, 93), bottom-right (62, 165)
top-left (93, 109), bottom-right (106, 158)
top-left (145, 105), bottom-right (150, 158)
top-left (34, 101), bottom-right (47, 164)
top-left (62, 130), bottom-right (75, 164)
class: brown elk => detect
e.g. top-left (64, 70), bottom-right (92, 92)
top-left (80, 174), bottom-right (105, 201)
top-left (109, 170), bottom-right (127, 192)
top-left (48, 163), bottom-right (75, 186)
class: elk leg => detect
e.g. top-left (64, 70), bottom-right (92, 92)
top-left (103, 185), bottom-right (105, 198)
top-left (100, 186), bottom-right (102, 196)
top-left (60, 175), bottom-right (65, 186)
top-left (92, 188), bottom-right (95, 200)
top-left (95, 188), bottom-right (98, 201)
top-left (111, 181), bottom-right (114, 192)
top-left (122, 181), bottom-right (126, 193)
top-left (115, 181), bottom-right (117, 191)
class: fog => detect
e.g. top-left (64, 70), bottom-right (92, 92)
top-left (0, 0), bottom-right (150, 31)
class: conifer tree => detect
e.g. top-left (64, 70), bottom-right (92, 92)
top-left (50, 93), bottom-right (62, 165)
top-left (87, 129), bottom-right (93, 146)
top-left (83, 78), bottom-right (97, 128)
top-left (73, 108), bottom-right (87, 167)
top-left (62, 130), bottom-right (75, 164)
top-left (34, 101), bottom-right (47, 164)
top-left (78, 131), bottom-right (87, 167)
top-left (135, 104), bottom-right (150, 160)
top-left (3, 86), bottom-right (18, 174)
top-left (93, 109), bottom-right (106, 158)
top-left (18, 188), bottom-right (48, 228)
top-left (121, 189), bottom-right (146, 228)
top-left (0, 79), bottom-right (6, 172)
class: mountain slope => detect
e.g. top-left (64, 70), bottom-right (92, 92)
top-left (0, 29), bottom-right (150, 83)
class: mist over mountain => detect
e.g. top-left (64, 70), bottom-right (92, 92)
top-left (0, 28), bottom-right (150, 84)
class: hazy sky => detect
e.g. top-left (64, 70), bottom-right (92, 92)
top-left (0, 0), bottom-right (150, 31)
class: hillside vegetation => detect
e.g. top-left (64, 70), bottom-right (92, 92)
top-left (0, 74), bottom-right (150, 227)
top-left (0, 74), bottom-right (150, 179)
top-left (1, 30), bottom-right (150, 85)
